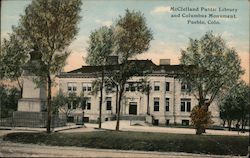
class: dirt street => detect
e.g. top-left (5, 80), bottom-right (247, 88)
top-left (1, 138), bottom-right (243, 158)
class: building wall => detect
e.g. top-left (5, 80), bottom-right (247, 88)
top-left (58, 75), bottom-right (221, 125)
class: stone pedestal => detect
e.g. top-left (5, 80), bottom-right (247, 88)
top-left (18, 98), bottom-right (46, 112)
top-left (17, 76), bottom-right (47, 112)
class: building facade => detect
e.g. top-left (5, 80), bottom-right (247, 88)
top-left (58, 59), bottom-right (221, 126)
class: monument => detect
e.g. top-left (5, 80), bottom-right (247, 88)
top-left (17, 50), bottom-right (47, 112)
top-left (13, 50), bottom-right (67, 128)
top-left (13, 50), bottom-right (48, 127)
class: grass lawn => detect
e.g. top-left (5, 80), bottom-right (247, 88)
top-left (3, 130), bottom-right (249, 156)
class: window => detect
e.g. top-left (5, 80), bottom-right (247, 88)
top-left (181, 82), bottom-right (191, 92)
top-left (106, 97), bottom-right (112, 110)
top-left (154, 81), bottom-right (160, 91)
top-left (83, 117), bottom-right (89, 123)
top-left (181, 102), bottom-right (185, 112)
top-left (82, 83), bottom-right (92, 92)
top-left (125, 84), bottom-right (129, 91)
top-left (165, 82), bottom-right (170, 91)
top-left (87, 86), bottom-right (91, 91)
top-left (82, 97), bottom-right (91, 110)
top-left (72, 100), bottom-right (78, 109)
top-left (180, 99), bottom-right (191, 112)
top-left (68, 82), bottom-right (77, 92)
top-left (165, 98), bottom-right (169, 112)
top-left (137, 83), bottom-right (143, 92)
top-left (187, 102), bottom-right (191, 112)
top-left (125, 82), bottom-right (138, 92)
top-left (68, 99), bottom-right (78, 110)
top-left (182, 120), bottom-right (189, 126)
top-left (153, 119), bottom-right (159, 126)
top-left (106, 84), bottom-right (113, 92)
top-left (154, 97), bottom-right (159, 111)
top-left (130, 83), bottom-right (136, 92)
top-left (166, 120), bottom-right (170, 125)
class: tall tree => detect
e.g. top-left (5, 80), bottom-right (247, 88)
top-left (86, 26), bottom-right (114, 128)
top-left (220, 81), bottom-right (250, 131)
top-left (17, 0), bottom-right (82, 133)
top-left (180, 31), bottom-right (244, 134)
top-left (0, 30), bottom-right (29, 96)
top-left (113, 9), bottom-right (153, 130)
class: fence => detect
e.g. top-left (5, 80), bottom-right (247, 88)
top-left (0, 111), bottom-right (67, 128)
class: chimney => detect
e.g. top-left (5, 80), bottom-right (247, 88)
top-left (159, 59), bottom-right (171, 65)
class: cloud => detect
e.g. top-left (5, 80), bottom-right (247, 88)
top-left (95, 19), bottom-right (113, 27)
top-left (150, 6), bottom-right (172, 14)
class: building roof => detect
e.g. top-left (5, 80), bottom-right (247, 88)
top-left (58, 60), bottom-right (194, 78)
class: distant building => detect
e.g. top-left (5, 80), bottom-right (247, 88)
top-left (58, 58), bottom-right (221, 126)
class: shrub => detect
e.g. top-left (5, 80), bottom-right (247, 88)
top-left (190, 105), bottom-right (214, 134)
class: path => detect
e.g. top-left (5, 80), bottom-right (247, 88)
top-left (62, 121), bottom-right (248, 136)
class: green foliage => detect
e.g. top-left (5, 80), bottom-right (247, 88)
top-left (180, 31), bottom-right (244, 134)
top-left (0, 84), bottom-right (21, 118)
top-left (180, 31), bottom-right (244, 107)
top-left (4, 131), bottom-right (248, 156)
top-left (0, 31), bottom-right (30, 93)
top-left (51, 90), bottom-right (69, 114)
top-left (52, 91), bottom-right (86, 116)
top-left (86, 26), bottom-right (114, 66)
top-left (220, 81), bottom-right (250, 125)
top-left (114, 9), bottom-right (153, 62)
top-left (18, 0), bottom-right (82, 76)
top-left (111, 9), bottom-right (153, 85)
top-left (0, 32), bottom-right (29, 81)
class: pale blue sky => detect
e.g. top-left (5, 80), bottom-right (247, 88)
top-left (1, 0), bottom-right (249, 82)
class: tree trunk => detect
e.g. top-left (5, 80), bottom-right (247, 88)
top-left (223, 120), bottom-right (226, 127)
top-left (241, 119), bottom-right (245, 132)
top-left (47, 75), bottom-right (52, 133)
top-left (196, 126), bottom-right (203, 135)
top-left (116, 85), bottom-right (124, 131)
top-left (146, 90), bottom-right (150, 115)
top-left (17, 78), bottom-right (23, 98)
top-left (115, 85), bottom-right (118, 114)
top-left (201, 104), bottom-right (210, 133)
top-left (227, 120), bottom-right (232, 131)
top-left (98, 68), bottom-right (104, 129)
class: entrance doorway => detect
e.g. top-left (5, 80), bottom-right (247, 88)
top-left (129, 102), bottom-right (137, 115)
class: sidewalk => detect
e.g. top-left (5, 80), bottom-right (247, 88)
top-left (1, 121), bottom-right (248, 136)
top-left (83, 121), bottom-right (249, 136)
top-left (0, 124), bottom-right (84, 133)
